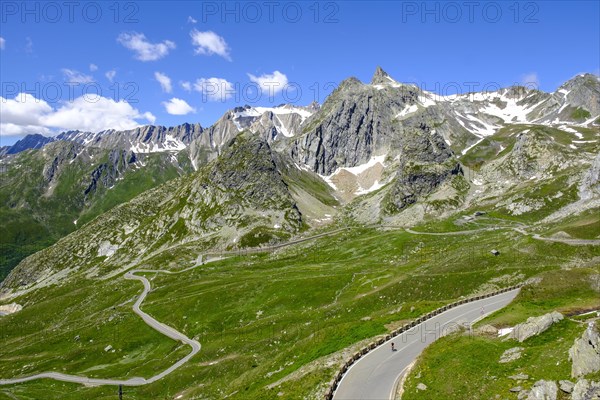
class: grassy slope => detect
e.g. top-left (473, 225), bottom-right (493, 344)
top-left (460, 124), bottom-right (598, 171)
top-left (541, 209), bottom-right (600, 240)
top-left (1, 220), bottom-right (598, 399)
top-left (0, 150), bottom-right (185, 280)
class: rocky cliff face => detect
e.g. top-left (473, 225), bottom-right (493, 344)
top-left (580, 152), bottom-right (600, 201)
top-left (41, 141), bottom-right (82, 186)
top-left (503, 130), bottom-right (573, 181)
top-left (290, 74), bottom-right (411, 176)
top-left (288, 68), bottom-right (461, 215)
top-left (383, 161), bottom-right (462, 213)
top-left (551, 74), bottom-right (600, 121)
top-left (208, 134), bottom-right (300, 213)
top-left (83, 149), bottom-right (138, 196)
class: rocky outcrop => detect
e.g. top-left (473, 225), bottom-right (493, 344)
top-left (289, 67), bottom-right (462, 214)
top-left (383, 161), bottom-right (462, 213)
top-left (572, 379), bottom-right (600, 400)
top-left (569, 322), bottom-right (600, 378)
top-left (579, 152), bottom-right (600, 201)
top-left (502, 130), bottom-right (572, 182)
top-left (559, 380), bottom-right (575, 394)
top-left (0, 302), bottom-right (22, 315)
top-left (508, 312), bottom-right (564, 342)
top-left (477, 324), bottom-right (499, 335)
top-left (526, 380), bottom-right (558, 400)
top-left (290, 70), bottom-right (456, 176)
top-left (500, 347), bottom-right (524, 363)
top-left (208, 134), bottom-right (302, 218)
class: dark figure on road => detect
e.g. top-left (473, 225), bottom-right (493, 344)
top-left (391, 342), bottom-right (395, 351)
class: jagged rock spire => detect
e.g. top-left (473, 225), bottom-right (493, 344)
top-left (371, 66), bottom-right (392, 85)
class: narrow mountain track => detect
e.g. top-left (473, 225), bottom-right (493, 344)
top-left (395, 225), bottom-right (599, 245)
top-left (403, 227), bottom-right (501, 235)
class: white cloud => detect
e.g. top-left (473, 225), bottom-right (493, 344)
top-left (187, 16), bottom-right (197, 24)
top-left (62, 68), bottom-right (94, 84)
top-left (247, 71), bottom-right (289, 95)
top-left (1, 123), bottom-right (51, 136)
top-left (193, 77), bottom-right (235, 102)
top-left (180, 81), bottom-right (192, 92)
top-left (0, 93), bottom-right (155, 136)
top-left (117, 32), bottom-right (175, 61)
top-left (89, 63), bottom-right (98, 72)
top-left (162, 98), bottom-right (196, 115)
top-left (154, 72), bottom-right (172, 93)
top-left (0, 93), bottom-right (53, 136)
top-left (105, 70), bottom-right (117, 82)
top-left (0, 93), bottom-right (52, 128)
top-left (0, 37), bottom-right (5, 50)
top-left (521, 72), bottom-right (540, 89)
top-left (190, 29), bottom-right (231, 60)
top-left (25, 37), bottom-right (33, 54)
top-left (42, 96), bottom-right (155, 130)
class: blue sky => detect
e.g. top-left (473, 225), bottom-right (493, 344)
top-left (1, 0), bottom-right (599, 145)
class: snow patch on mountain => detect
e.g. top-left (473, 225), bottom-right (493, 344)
top-left (397, 104), bottom-right (419, 119)
top-left (418, 94), bottom-right (437, 108)
top-left (480, 96), bottom-right (542, 123)
top-left (130, 135), bottom-right (186, 153)
top-left (319, 155), bottom-right (387, 199)
top-left (231, 104), bottom-right (315, 137)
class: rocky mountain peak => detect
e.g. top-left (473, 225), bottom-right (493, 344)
top-left (4, 134), bottom-right (55, 155)
top-left (336, 76), bottom-right (363, 92)
top-left (502, 85), bottom-right (532, 99)
top-left (554, 73), bottom-right (600, 117)
top-left (371, 66), bottom-right (393, 85)
top-left (562, 73), bottom-right (600, 88)
top-left (558, 73), bottom-right (600, 97)
top-left (306, 101), bottom-right (321, 111)
top-left (232, 105), bottom-right (253, 113)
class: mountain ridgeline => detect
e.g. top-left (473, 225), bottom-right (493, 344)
top-left (0, 68), bottom-right (599, 293)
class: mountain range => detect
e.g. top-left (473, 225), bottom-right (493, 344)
top-left (0, 67), bottom-right (598, 290)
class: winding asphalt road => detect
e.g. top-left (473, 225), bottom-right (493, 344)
top-left (0, 271), bottom-right (202, 387)
top-left (333, 288), bottom-right (521, 400)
